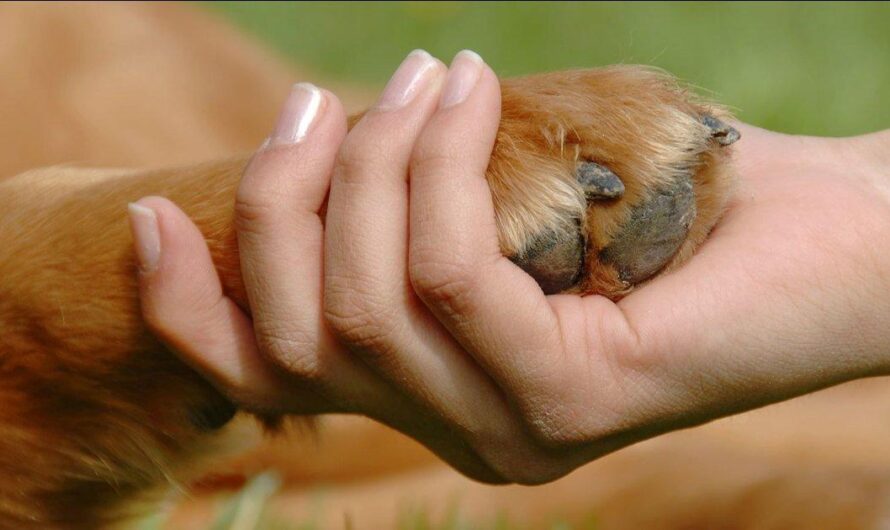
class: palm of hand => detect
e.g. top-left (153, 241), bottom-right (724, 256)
top-left (614, 124), bottom-right (890, 433)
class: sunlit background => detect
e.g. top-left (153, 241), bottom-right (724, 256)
top-left (210, 1), bottom-right (890, 137)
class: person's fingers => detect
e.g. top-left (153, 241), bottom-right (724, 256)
top-left (406, 52), bottom-right (556, 408)
top-left (321, 51), bottom-right (562, 480)
top-left (130, 197), bottom-right (503, 480)
top-left (129, 196), bottom-right (324, 413)
top-left (324, 50), bottom-right (445, 377)
top-left (234, 83), bottom-right (349, 384)
top-left (407, 52), bottom-right (644, 447)
top-left (409, 52), bottom-right (549, 375)
top-left (129, 75), bottom-right (601, 479)
top-left (237, 84), bottom-right (415, 410)
top-left (236, 83), bottom-right (401, 411)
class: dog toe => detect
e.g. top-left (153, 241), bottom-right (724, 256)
top-left (599, 173), bottom-right (696, 284)
top-left (577, 161), bottom-right (625, 200)
top-left (510, 222), bottom-right (585, 295)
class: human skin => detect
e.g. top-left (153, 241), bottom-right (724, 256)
top-left (131, 50), bottom-right (890, 484)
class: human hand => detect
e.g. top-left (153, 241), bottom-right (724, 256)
top-left (131, 48), bottom-right (890, 483)
top-left (131, 50), bottom-right (523, 482)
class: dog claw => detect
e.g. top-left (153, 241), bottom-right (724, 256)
top-left (510, 223), bottom-right (585, 295)
top-left (701, 114), bottom-right (740, 146)
top-left (600, 174), bottom-right (696, 284)
top-left (577, 162), bottom-right (625, 200)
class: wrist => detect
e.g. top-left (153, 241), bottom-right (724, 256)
top-left (772, 131), bottom-right (890, 378)
top-left (847, 130), bottom-right (890, 375)
top-left (846, 129), bottom-right (890, 209)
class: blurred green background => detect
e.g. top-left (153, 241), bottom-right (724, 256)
top-left (209, 1), bottom-right (890, 137)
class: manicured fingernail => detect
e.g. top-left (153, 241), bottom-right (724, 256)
top-left (439, 50), bottom-right (484, 109)
top-left (267, 83), bottom-right (325, 147)
top-left (375, 49), bottom-right (440, 111)
top-left (128, 202), bottom-right (160, 273)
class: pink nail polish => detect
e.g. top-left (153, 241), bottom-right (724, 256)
top-left (375, 49), bottom-right (440, 111)
top-left (439, 50), bottom-right (484, 109)
top-left (267, 83), bottom-right (325, 147)
top-left (128, 202), bottom-right (161, 273)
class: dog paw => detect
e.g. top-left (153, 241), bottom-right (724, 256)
top-left (489, 66), bottom-right (738, 298)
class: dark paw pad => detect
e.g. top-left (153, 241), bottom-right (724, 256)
top-left (600, 174), bottom-right (696, 284)
top-left (510, 224), bottom-right (585, 295)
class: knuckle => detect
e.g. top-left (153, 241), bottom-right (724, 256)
top-left (254, 324), bottom-right (323, 382)
top-left (409, 255), bottom-right (478, 316)
top-left (334, 140), bottom-right (388, 183)
top-left (519, 399), bottom-right (593, 449)
top-left (409, 147), bottom-right (458, 179)
top-left (233, 191), bottom-right (279, 235)
top-left (323, 285), bottom-right (398, 352)
top-left (410, 133), bottom-right (494, 177)
top-left (518, 394), bottom-right (634, 450)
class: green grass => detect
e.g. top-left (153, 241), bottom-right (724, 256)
top-left (209, 1), bottom-right (890, 137)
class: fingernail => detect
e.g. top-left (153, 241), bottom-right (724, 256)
top-left (375, 49), bottom-right (440, 111)
top-left (439, 50), bottom-right (484, 109)
top-left (128, 202), bottom-right (161, 273)
top-left (267, 82), bottom-right (325, 147)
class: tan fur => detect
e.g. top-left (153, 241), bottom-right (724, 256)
top-left (2, 4), bottom-right (889, 530)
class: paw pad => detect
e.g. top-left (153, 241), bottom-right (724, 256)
top-left (600, 174), bottom-right (696, 284)
top-left (510, 224), bottom-right (585, 295)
